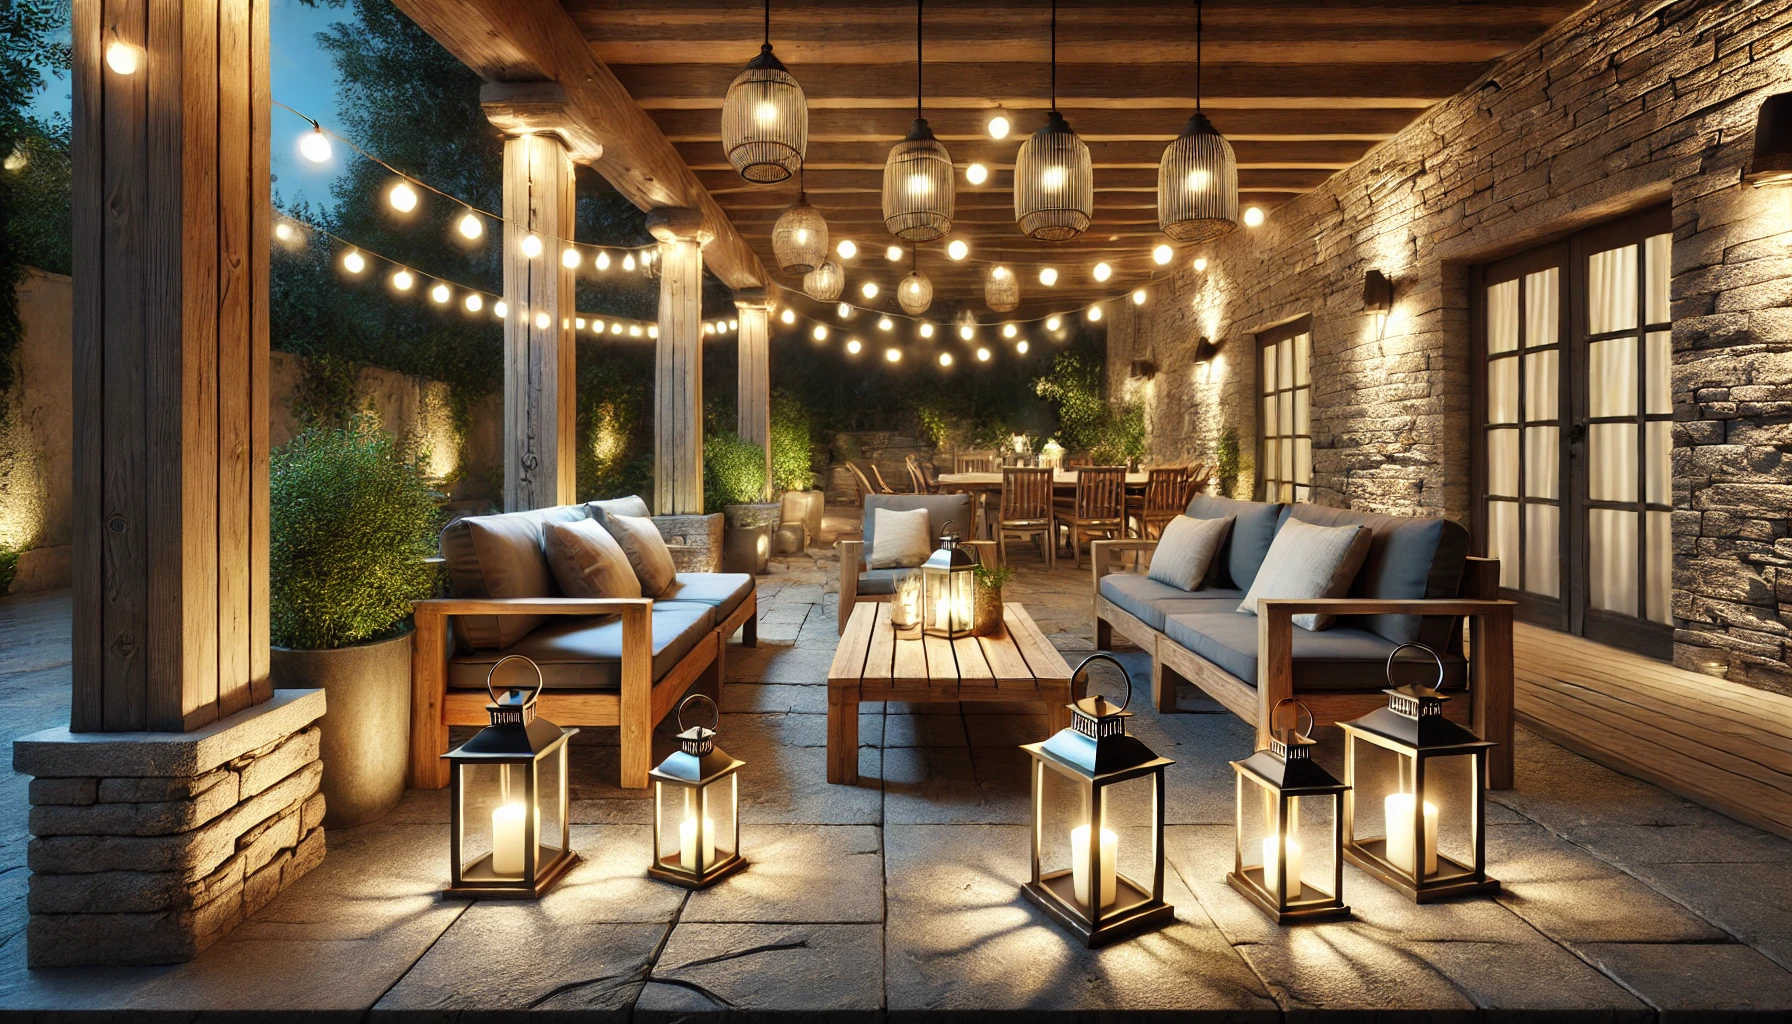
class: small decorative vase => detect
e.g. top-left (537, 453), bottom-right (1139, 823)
top-left (972, 580), bottom-right (1004, 637)
top-left (892, 572), bottom-right (923, 638)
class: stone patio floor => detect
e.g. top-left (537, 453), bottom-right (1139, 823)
top-left (3, 509), bottom-right (1792, 1019)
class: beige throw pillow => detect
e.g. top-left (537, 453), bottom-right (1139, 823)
top-left (1146, 514), bottom-right (1233, 592)
top-left (867, 507), bottom-right (934, 569)
top-left (1238, 519), bottom-right (1373, 631)
top-left (544, 519), bottom-right (643, 600)
top-left (606, 514), bottom-right (678, 597)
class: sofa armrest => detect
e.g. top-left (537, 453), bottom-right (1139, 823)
top-left (1090, 538), bottom-right (1158, 593)
top-left (414, 596), bottom-right (653, 617)
top-left (836, 539), bottom-right (864, 634)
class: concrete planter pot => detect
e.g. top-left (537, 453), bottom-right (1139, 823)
top-left (783, 489), bottom-right (826, 545)
top-left (272, 628), bottom-right (413, 828)
top-left (723, 502), bottom-right (781, 575)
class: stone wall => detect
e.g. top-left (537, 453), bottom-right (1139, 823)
top-left (1110, 0), bottom-right (1792, 692)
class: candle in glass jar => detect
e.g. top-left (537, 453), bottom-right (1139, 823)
top-left (1070, 824), bottom-right (1118, 909)
top-left (1262, 834), bottom-right (1303, 899)
top-left (678, 790), bottom-right (714, 870)
top-left (492, 802), bottom-right (528, 875)
top-left (1384, 792), bottom-right (1438, 876)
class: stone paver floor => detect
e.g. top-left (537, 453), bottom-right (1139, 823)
top-left (3, 508), bottom-right (1792, 1019)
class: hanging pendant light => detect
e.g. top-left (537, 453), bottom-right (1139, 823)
top-left (883, 0), bottom-right (954, 241)
top-left (985, 264), bottom-right (1020, 313)
top-left (1158, 0), bottom-right (1237, 242)
top-left (1015, 0), bottom-right (1093, 241)
top-left (804, 259), bottom-right (844, 301)
top-left (722, 0), bottom-right (807, 183)
top-left (899, 250), bottom-right (933, 315)
top-left (773, 172), bottom-right (829, 273)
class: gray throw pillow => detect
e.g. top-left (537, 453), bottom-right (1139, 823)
top-left (1238, 519), bottom-right (1374, 631)
top-left (606, 514), bottom-right (678, 597)
top-left (1147, 514), bottom-right (1234, 592)
top-left (867, 507), bottom-right (933, 569)
top-left (544, 519), bottom-right (643, 600)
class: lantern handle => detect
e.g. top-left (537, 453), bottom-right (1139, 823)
top-left (678, 692), bottom-right (720, 734)
top-left (1071, 652), bottom-right (1132, 713)
top-left (1386, 641), bottom-right (1446, 690)
top-left (1270, 697), bottom-right (1314, 741)
top-left (485, 654), bottom-right (544, 708)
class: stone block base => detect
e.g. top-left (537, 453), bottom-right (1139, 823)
top-left (655, 513), bottom-right (724, 573)
top-left (12, 689), bottom-right (327, 968)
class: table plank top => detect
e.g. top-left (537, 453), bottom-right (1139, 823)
top-left (937, 470), bottom-right (1150, 487)
top-left (828, 601), bottom-right (1071, 690)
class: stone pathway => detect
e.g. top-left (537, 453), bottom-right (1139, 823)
top-left (3, 510), bottom-right (1792, 1019)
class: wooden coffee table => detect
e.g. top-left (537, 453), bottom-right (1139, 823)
top-left (826, 601), bottom-right (1078, 784)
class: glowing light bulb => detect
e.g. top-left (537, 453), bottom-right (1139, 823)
top-left (521, 234), bottom-right (542, 259)
top-left (388, 182), bottom-right (418, 212)
top-left (794, 229), bottom-right (808, 244)
top-left (1088, 305), bottom-right (1103, 321)
top-left (920, 323), bottom-right (934, 339)
top-left (535, 311), bottom-right (551, 329)
top-left (104, 41), bottom-right (140, 75)
top-left (755, 101), bottom-right (777, 126)
top-left (342, 250), bottom-right (365, 274)
top-left (959, 325), bottom-right (974, 341)
top-left (987, 113), bottom-right (1010, 140)
top-left (1186, 168), bottom-right (1211, 192)
top-left (837, 239), bottom-right (858, 259)
top-left (648, 325), bottom-right (659, 338)
top-left (1244, 206), bottom-right (1265, 227)
top-left (1093, 262), bottom-right (1112, 282)
top-left (813, 325), bottom-right (829, 341)
top-left (940, 351), bottom-right (954, 367)
top-left (846, 339), bottom-right (862, 355)
top-left (947, 239), bottom-right (968, 260)
top-left (590, 318), bottom-right (603, 332)
top-left (780, 308), bottom-right (795, 324)
top-left (2, 146), bottom-right (24, 172)
top-left (991, 266), bottom-right (1009, 280)
top-left (861, 281), bottom-right (879, 299)
top-left (965, 162), bottom-right (988, 185)
top-left (837, 303), bottom-right (852, 318)
top-left (878, 317), bottom-right (893, 331)
top-left (596, 250), bottom-right (611, 271)
top-left (1153, 244), bottom-right (1173, 265)
top-left (629, 324), bottom-right (642, 337)
top-left (274, 222), bottom-right (296, 242)
top-left (391, 269), bottom-right (414, 291)
top-left (1042, 165), bottom-right (1066, 190)
top-left (623, 253), bottom-right (636, 271)
top-left (610, 322), bottom-right (622, 334)
top-left (1046, 315), bottom-right (1062, 331)
top-left (1017, 340), bottom-right (1029, 354)
top-left (977, 347), bottom-right (991, 362)
top-left (704, 323), bottom-right (715, 336)
top-left (1039, 267), bottom-right (1058, 286)
top-left (885, 347), bottom-right (901, 363)
top-left (299, 126), bottom-right (332, 163)
top-left (575, 318), bottom-right (586, 330)
top-left (1193, 257), bottom-right (1208, 273)
top-left (728, 318), bottom-right (738, 330)
top-left (495, 301), bottom-right (509, 318)
top-left (907, 173), bottom-right (932, 197)
top-left (458, 212), bottom-right (483, 239)
top-left (464, 293), bottom-right (483, 312)
top-left (562, 248), bottom-right (581, 269)
top-left (430, 283), bottom-right (450, 304)
top-left (886, 245), bottom-right (904, 262)
top-left (1132, 288), bottom-right (1147, 305)
top-left (1002, 323), bottom-right (1017, 338)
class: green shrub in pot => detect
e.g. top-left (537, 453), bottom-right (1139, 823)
top-left (705, 429), bottom-right (768, 511)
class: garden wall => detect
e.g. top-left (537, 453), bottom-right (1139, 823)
top-left (1107, 0), bottom-right (1792, 692)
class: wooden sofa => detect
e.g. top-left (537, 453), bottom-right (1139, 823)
top-left (409, 497), bottom-right (757, 791)
top-left (835, 493), bottom-right (994, 634)
top-left (1092, 496), bottom-right (1515, 789)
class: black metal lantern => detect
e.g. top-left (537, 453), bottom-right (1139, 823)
top-left (1021, 654), bottom-right (1174, 947)
top-left (442, 656), bottom-right (578, 898)
top-left (920, 521), bottom-right (976, 639)
top-left (649, 695), bottom-right (747, 889)
top-left (1339, 643), bottom-right (1500, 902)
top-left (1229, 699), bottom-right (1350, 922)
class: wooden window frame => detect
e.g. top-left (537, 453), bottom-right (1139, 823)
top-left (1255, 316), bottom-right (1313, 503)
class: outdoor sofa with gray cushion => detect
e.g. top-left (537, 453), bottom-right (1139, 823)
top-left (1092, 495), bottom-right (1517, 788)
top-left (409, 495), bottom-right (757, 790)
top-left (835, 494), bottom-right (995, 633)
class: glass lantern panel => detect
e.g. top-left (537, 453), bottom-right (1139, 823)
top-left (1034, 760), bottom-right (1159, 919)
top-left (655, 776), bottom-right (738, 873)
top-left (539, 747), bottom-right (567, 862)
top-left (1353, 739), bottom-right (1479, 883)
top-left (459, 761), bottom-right (539, 881)
top-left (923, 570), bottom-right (947, 633)
top-left (950, 570), bottom-right (975, 633)
top-left (1421, 752), bottom-right (1481, 878)
top-left (1238, 775), bottom-right (1337, 905)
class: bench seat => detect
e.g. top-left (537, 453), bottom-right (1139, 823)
top-left (1163, 611), bottom-right (1465, 692)
top-left (1097, 573), bottom-right (1245, 632)
top-left (449, 602), bottom-right (716, 690)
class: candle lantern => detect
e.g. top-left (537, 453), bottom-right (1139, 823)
top-left (891, 571), bottom-right (923, 638)
top-left (649, 695), bottom-right (747, 889)
top-left (921, 522), bottom-right (977, 639)
top-left (1339, 643), bottom-right (1499, 902)
top-left (1228, 699), bottom-right (1350, 922)
top-left (442, 656), bottom-right (578, 898)
top-left (1021, 654), bottom-right (1174, 946)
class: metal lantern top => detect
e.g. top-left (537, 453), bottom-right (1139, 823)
top-left (444, 655), bottom-right (574, 763)
top-left (1234, 699), bottom-right (1346, 795)
top-left (921, 522), bottom-right (977, 574)
top-left (803, 258), bottom-right (844, 301)
top-left (1340, 643), bottom-right (1493, 755)
top-left (1014, 110), bottom-right (1094, 241)
top-left (898, 270), bottom-right (933, 314)
top-left (649, 694), bottom-right (745, 788)
top-left (1158, 112), bottom-right (1239, 243)
top-left (772, 198), bottom-right (829, 274)
top-left (721, 44), bottom-right (808, 184)
top-left (883, 118), bottom-right (955, 242)
top-left (1034, 654), bottom-right (1174, 781)
top-left (985, 265), bottom-right (1020, 312)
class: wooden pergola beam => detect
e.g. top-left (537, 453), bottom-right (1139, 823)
top-left (390, 0), bottom-right (765, 291)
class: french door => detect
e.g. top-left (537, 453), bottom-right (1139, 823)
top-left (1473, 206), bottom-right (1673, 658)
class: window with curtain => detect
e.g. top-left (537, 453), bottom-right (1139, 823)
top-left (1257, 318), bottom-right (1312, 503)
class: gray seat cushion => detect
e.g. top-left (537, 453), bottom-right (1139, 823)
top-left (448, 602), bottom-right (715, 691)
top-left (1099, 573), bottom-right (1245, 632)
top-left (440, 504), bottom-right (589, 651)
top-left (860, 494), bottom-right (973, 566)
top-left (1185, 495), bottom-right (1285, 592)
top-left (856, 568), bottom-right (911, 596)
top-left (659, 573), bottom-right (754, 620)
top-left (1162, 611), bottom-right (1464, 692)
top-left (1277, 504), bottom-right (1471, 647)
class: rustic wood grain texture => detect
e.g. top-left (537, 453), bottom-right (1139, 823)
top-left (734, 296), bottom-right (773, 501)
top-left (500, 133), bottom-right (578, 512)
top-left (652, 221), bottom-right (706, 515)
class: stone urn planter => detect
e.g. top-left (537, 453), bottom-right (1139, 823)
top-left (722, 501), bottom-right (781, 575)
top-left (775, 489), bottom-right (826, 553)
top-left (272, 628), bottom-right (413, 828)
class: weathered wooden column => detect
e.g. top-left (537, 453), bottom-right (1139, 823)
top-left (500, 132), bottom-right (577, 511)
top-left (649, 208), bottom-right (713, 516)
top-left (734, 291), bottom-right (774, 501)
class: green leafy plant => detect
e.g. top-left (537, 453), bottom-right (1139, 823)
top-left (1032, 352), bottom-right (1111, 454)
top-left (1215, 426), bottom-right (1241, 483)
top-left (972, 563), bottom-right (1015, 592)
top-left (704, 429), bottom-right (768, 509)
top-left (270, 419), bottom-right (442, 650)
top-left (0, 544), bottom-right (17, 596)
top-left (769, 389), bottom-right (816, 492)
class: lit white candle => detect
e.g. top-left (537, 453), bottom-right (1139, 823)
top-left (1070, 824), bottom-right (1118, 909)
top-left (492, 802), bottom-right (527, 875)
top-left (1384, 792), bottom-right (1439, 876)
top-left (678, 790), bottom-right (714, 870)
top-left (1262, 834), bottom-right (1303, 899)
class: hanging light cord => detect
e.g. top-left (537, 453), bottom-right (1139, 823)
top-left (916, 0), bottom-right (924, 121)
top-left (1050, 0), bottom-right (1057, 110)
top-left (763, 0), bottom-right (771, 47)
top-left (1195, 0), bottom-right (1203, 112)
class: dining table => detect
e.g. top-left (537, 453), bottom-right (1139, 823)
top-left (934, 469), bottom-right (1153, 541)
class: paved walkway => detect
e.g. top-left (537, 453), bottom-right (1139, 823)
top-left (3, 514), bottom-right (1792, 1019)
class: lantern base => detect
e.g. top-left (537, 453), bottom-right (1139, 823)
top-left (1344, 841), bottom-right (1499, 903)
top-left (1227, 868), bottom-right (1350, 923)
top-left (445, 849), bottom-right (580, 899)
top-left (649, 852), bottom-right (748, 890)
top-left (1024, 871), bottom-right (1173, 948)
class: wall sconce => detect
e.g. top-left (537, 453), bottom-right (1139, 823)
top-left (1362, 270), bottom-right (1394, 315)
top-left (1130, 358), bottom-right (1158, 379)
top-left (1192, 336), bottom-right (1219, 364)
top-left (1745, 93), bottom-right (1792, 188)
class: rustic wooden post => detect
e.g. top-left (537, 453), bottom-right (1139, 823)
top-left (71, 0), bottom-right (272, 733)
top-left (500, 132), bottom-right (577, 511)
top-left (649, 208), bottom-right (712, 516)
top-left (734, 291), bottom-right (774, 501)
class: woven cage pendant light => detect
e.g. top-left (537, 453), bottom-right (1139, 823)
top-left (899, 264), bottom-right (934, 315)
top-left (985, 264), bottom-right (1020, 312)
top-left (1014, 0), bottom-right (1092, 241)
top-left (773, 180), bottom-right (829, 273)
top-left (722, 0), bottom-right (807, 183)
top-left (804, 258), bottom-right (845, 301)
top-left (883, 0), bottom-right (954, 241)
top-left (1158, 1), bottom-right (1237, 242)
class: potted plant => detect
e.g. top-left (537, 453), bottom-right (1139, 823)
top-left (269, 420), bottom-right (441, 828)
top-left (707, 429), bottom-right (777, 574)
top-left (770, 391), bottom-right (824, 549)
top-left (971, 563), bottom-right (1014, 637)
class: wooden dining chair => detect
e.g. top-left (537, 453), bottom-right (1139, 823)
top-left (905, 453), bottom-right (940, 494)
top-left (869, 463), bottom-right (903, 495)
top-left (1128, 467), bottom-right (1192, 539)
top-left (1054, 466), bottom-right (1127, 568)
top-left (1186, 461), bottom-right (1213, 497)
top-left (954, 450), bottom-right (998, 473)
top-left (845, 461), bottom-right (892, 503)
top-left (995, 467), bottom-right (1055, 568)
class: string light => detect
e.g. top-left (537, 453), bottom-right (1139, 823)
top-left (977, 347), bottom-right (991, 361)
top-left (458, 212), bottom-right (483, 239)
top-left (846, 338), bottom-right (862, 354)
top-left (391, 269), bottom-right (414, 291)
top-left (837, 239), bottom-right (858, 259)
top-left (596, 250), bottom-right (611, 270)
top-left (987, 111), bottom-right (1011, 140)
top-left (781, 308), bottom-right (796, 324)
top-left (813, 325), bottom-right (829, 340)
top-left (947, 239), bottom-right (968, 260)
top-left (1244, 206), bottom-right (1265, 227)
top-left (576, 318), bottom-right (586, 329)
top-left (1093, 262), bottom-right (1112, 282)
top-left (629, 325), bottom-right (643, 337)
top-left (705, 323), bottom-right (716, 335)
top-left (275, 222), bottom-right (297, 242)
top-left (920, 323), bottom-right (934, 338)
top-left (965, 162), bottom-right (988, 185)
top-left (623, 253), bottom-right (637, 271)
top-left (299, 125), bottom-right (332, 163)
top-left (885, 347), bottom-right (902, 363)
top-left (342, 250), bottom-right (366, 274)
top-left (729, 319), bottom-right (739, 330)
top-left (521, 234), bottom-right (543, 259)
top-left (878, 316), bottom-right (893, 330)
top-left (1046, 315), bottom-right (1062, 330)
top-left (430, 282), bottom-right (450, 304)
top-left (611, 322), bottom-right (622, 334)
top-left (1088, 305), bottom-right (1103, 321)
top-left (837, 302), bottom-right (853, 318)
top-left (1039, 267), bottom-right (1058, 286)
top-left (104, 41), bottom-right (140, 75)
top-left (940, 351), bottom-right (954, 367)
top-left (1132, 288), bottom-right (1147, 305)
top-left (562, 248), bottom-right (581, 269)
top-left (388, 182), bottom-right (418, 212)
top-left (588, 317), bottom-right (600, 330)
top-left (496, 301), bottom-right (509, 318)
top-left (861, 281), bottom-right (879, 299)
top-left (535, 311), bottom-right (551, 329)
top-left (1003, 323), bottom-right (1018, 338)
top-left (1153, 243), bottom-right (1173, 265)
top-left (1017, 340), bottom-right (1029, 354)
top-left (885, 245), bottom-right (903, 261)
top-left (649, 326), bottom-right (659, 338)
top-left (959, 324), bottom-right (975, 340)
top-left (1193, 257), bottom-right (1208, 272)
top-left (464, 293), bottom-right (483, 312)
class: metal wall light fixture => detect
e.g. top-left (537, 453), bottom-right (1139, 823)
top-left (1362, 269), bottom-right (1395, 314)
top-left (1745, 92), bottom-right (1792, 187)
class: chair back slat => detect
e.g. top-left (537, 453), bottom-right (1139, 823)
top-left (845, 461), bottom-right (877, 501)
top-left (906, 454), bottom-right (939, 494)
top-left (1075, 466), bottom-right (1127, 520)
top-left (869, 463), bottom-right (898, 494)
top-left (1000, 468), bottom-right (1054, 522)
top-left (1143, 467), bottom-right (1190, 515)
top-left (955, 450), bottom-right (998, 473)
